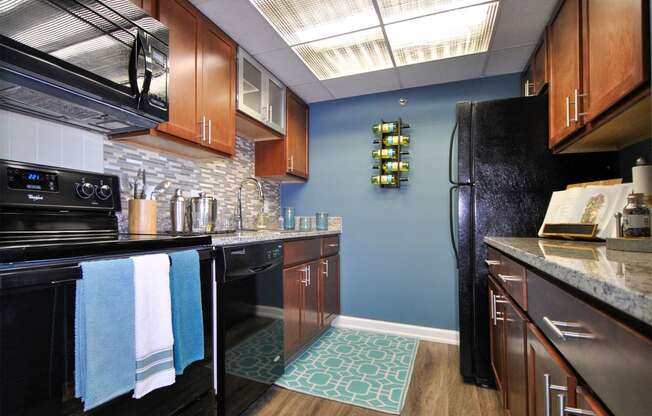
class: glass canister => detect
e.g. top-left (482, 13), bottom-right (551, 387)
top-left (316, 212), bottom-right (329, 230)
top-left (622, 193), bottom-right (650, 238)
top-left (283, 207), bottom-right (295, 230)
top-left (299, 216), bottom-right (312, 231)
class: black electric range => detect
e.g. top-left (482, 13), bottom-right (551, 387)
top-left (0, 159), bottom-right (216, 415)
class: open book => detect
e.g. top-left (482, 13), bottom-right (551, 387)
top-left (538, 183), bottom-right (633, 240)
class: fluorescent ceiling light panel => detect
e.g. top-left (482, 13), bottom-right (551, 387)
top-left (249, 0), bottom-right (379, 45)
top-left (292, 27), bottom-right (393, 80)
top-left (377, 0), bottom-right (490, 23)
top-left (385, 1), bottom-right (498, 66)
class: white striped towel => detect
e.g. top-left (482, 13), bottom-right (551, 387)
top-left (132, 254), bottom-right (176, 398)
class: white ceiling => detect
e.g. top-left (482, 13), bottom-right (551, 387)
top-left (191, 0), bottom-right (558, 103)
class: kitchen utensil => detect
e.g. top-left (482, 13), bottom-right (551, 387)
top-left (170, 189), bottom-right (187, 233)
top-left (149, 180), bottom-right (171, 199)
top-left (128, 199), bottom-right (157, 234)
top-left (188, 192), bottom-right (217, 233)
top-left (140, 169), bottom-right (147, 199)
top-left (283, 207), bottom-right (295, 230)
top-left (316, 212), bottom-right (329, 230)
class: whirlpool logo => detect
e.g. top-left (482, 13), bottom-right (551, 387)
top-left (27, 194), bottom-right (44, 201)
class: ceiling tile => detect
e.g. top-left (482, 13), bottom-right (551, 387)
top-left (378, 0), bottom-right (490, 24)
top-left (289, 82), bottom-right (334, 103)
top-left (254, 48), bottom-right (319, 86)
top-left (191, 0), bottom-right (287, 54)
top-left (322, 68), bottom-right (401, 99)
top-left (249, 0), bottom-right (378, 45)
top-left (484, 45), bottom-right (534, 76)
top-left (490, 0), bottom-right (558, 50)
top-left (397, 53), bottom-right (486, 88)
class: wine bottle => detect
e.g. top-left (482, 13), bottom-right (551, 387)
top-left (371, 175), bottom-right (409, 185)
top-left (372, 149), bottom-right (409, 159)
top-left (372, 135), bottom-right (410, 146)
top-left (372, 122), bottom-right (398, 135)
top-left (382, 161), bottom-right (409, 172)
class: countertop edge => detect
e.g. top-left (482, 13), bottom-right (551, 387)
top-left (484, 237), bottom-right (652, 328)
top-left (211, 230), bottom-right (341, 247)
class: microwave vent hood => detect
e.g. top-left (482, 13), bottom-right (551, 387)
top-left (0, 0), bottom-right (170, 134)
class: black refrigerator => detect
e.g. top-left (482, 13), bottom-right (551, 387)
top-left (448, 94), bottom-right (618, 386)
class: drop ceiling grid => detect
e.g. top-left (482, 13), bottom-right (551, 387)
top-left (191, 0), bottom-right (557, 103)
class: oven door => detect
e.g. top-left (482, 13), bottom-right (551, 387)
top-left (0, 250), bottom-right (213, 416)
top-left (0, 0), bottom-right (169, 133)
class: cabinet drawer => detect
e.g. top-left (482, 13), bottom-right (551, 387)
top-left (284, 238), bottom-right (321, 267)
top-left (528, 270), bottom-right (652, 416)
top-left (321, 236), bottom-right (340, 257)
top-left (487, 250), bottom-right (527, 310)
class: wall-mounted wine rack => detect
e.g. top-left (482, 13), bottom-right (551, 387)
top-left (371, 118), bottom-right (410, 188)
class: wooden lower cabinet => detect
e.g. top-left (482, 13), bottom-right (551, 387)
top-left (319, 254), bottom-right (340, 327)
top-left (488, 278), bottom-right (506, 399)
top-left (527, 324), bottom-right (607, 416)
top-left (301, 260), bottom-right (321, 345)
top-left (489, 277), bottom-right (528, 416)
top-left (283, 264), bottom-right (303, 358)
top-left (283, 238), bottom-right (340, 359)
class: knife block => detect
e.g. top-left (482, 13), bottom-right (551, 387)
top-left (128, 199), bottom-right (157, 234)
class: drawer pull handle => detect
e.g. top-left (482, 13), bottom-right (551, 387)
top-left (557, 394), bottom-right (596, 416)
top-left (543, 317), bottom-right (596, 340)
top-left (327, 244), bottom-right (339, 248)
top-left (498, 273), bottom-right (522, 282)
top-left (485, 260), bottom-right (501, 266)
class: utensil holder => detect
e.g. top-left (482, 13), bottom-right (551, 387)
top-left (128, 199), bottom-right (157, 234)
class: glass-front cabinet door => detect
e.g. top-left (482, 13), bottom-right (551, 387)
top-left (237, 48), bottom-right (285, 134)
top-left (266, 76), bottom-right (285, 134)
top-left (238, 50), bottom-right (264, 120)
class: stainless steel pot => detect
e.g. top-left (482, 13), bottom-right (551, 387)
top-left (188, 192), bottom-right (217, 233)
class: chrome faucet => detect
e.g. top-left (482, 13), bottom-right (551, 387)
top-left (236, 177), bottom-right (265, 230)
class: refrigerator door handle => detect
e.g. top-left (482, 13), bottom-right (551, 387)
top-left (448, 121), bottom-right (473, 186)
top-left (449, 185), bottom-right (460, 266)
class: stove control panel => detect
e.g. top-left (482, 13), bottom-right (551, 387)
top-left (0, 159), bottom-right (121, 211)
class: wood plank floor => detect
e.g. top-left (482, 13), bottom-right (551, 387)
top-left (243, 341), bottom-right (504, 416)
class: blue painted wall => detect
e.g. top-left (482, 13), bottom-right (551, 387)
top-left (282, 74), bottom-right (521, 330)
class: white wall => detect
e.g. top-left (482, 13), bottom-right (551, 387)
top-left (0, 109), bottom-right (105, 172)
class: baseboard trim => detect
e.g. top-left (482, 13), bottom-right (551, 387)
top-left (332, 315), bottom-right (459, 345)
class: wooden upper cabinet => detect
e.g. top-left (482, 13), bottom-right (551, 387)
top-left (255, 88), bottom-right (309, 181)
top-left (522, 37), bottom-right (548, 97)
top-left (583, 0), bottom-right (647, 122)
top-left (200, 20), bottom-right (236, 155)
top-left (157, 0), bottom-right (201, 142)
top-left (286, 90), bottom-right (309, 178)
top-left (548, 0), bottom-right (583, 148)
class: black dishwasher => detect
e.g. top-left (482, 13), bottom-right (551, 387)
top-left (214, 242), bottom-right (284, 416)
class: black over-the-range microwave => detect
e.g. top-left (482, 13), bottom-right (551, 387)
top-left (0, 0), bottom-right (169, 134)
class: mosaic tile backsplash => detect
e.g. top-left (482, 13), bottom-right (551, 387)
top-left (103, 137), bottom-right (281, 233)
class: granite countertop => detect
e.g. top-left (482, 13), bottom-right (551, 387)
top-left (211, 228), bottom-right (340, 246)
top-left (485, 237), bottom-right (652, 327)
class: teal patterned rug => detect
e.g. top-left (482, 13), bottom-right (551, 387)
top-left (275, 328), bottom-right (419, 414)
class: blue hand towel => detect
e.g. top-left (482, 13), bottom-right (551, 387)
top-left (169, 250), bottom-right (205, 374)
top-left (75, 259), bottom-right (136, 410)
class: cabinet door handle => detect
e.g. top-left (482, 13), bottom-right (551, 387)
top-left (485, 260), bottom-right (501, 266)
top-left (269, 105), bottom-right (273, 123)
top-left (322, 260), bottom-right (329, 276)
top-left (543, 317), bottom-right (596, 340)
top-left (208, 119), bottom-right (212, 144)
top-left (300, 267), bottom-right (309, 286)
top-left (573, 89), bottom-right (589, 122)
top-left (544, 374), bottom-right (568, 416)
top-left (498, 273), bottom-right (522, 282)
top-left (201, 115), bottom-right (206, 141)
top-left (565, 96), bottom-right (571, 127)
top-left (558, 394), bottom-right (595, 416)
top-left (261, 106), bottom-right (267, 122)
top-left (491, 291), bottom-right (497, 326)
top-left (288, 155), bottom-right (294, 172)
